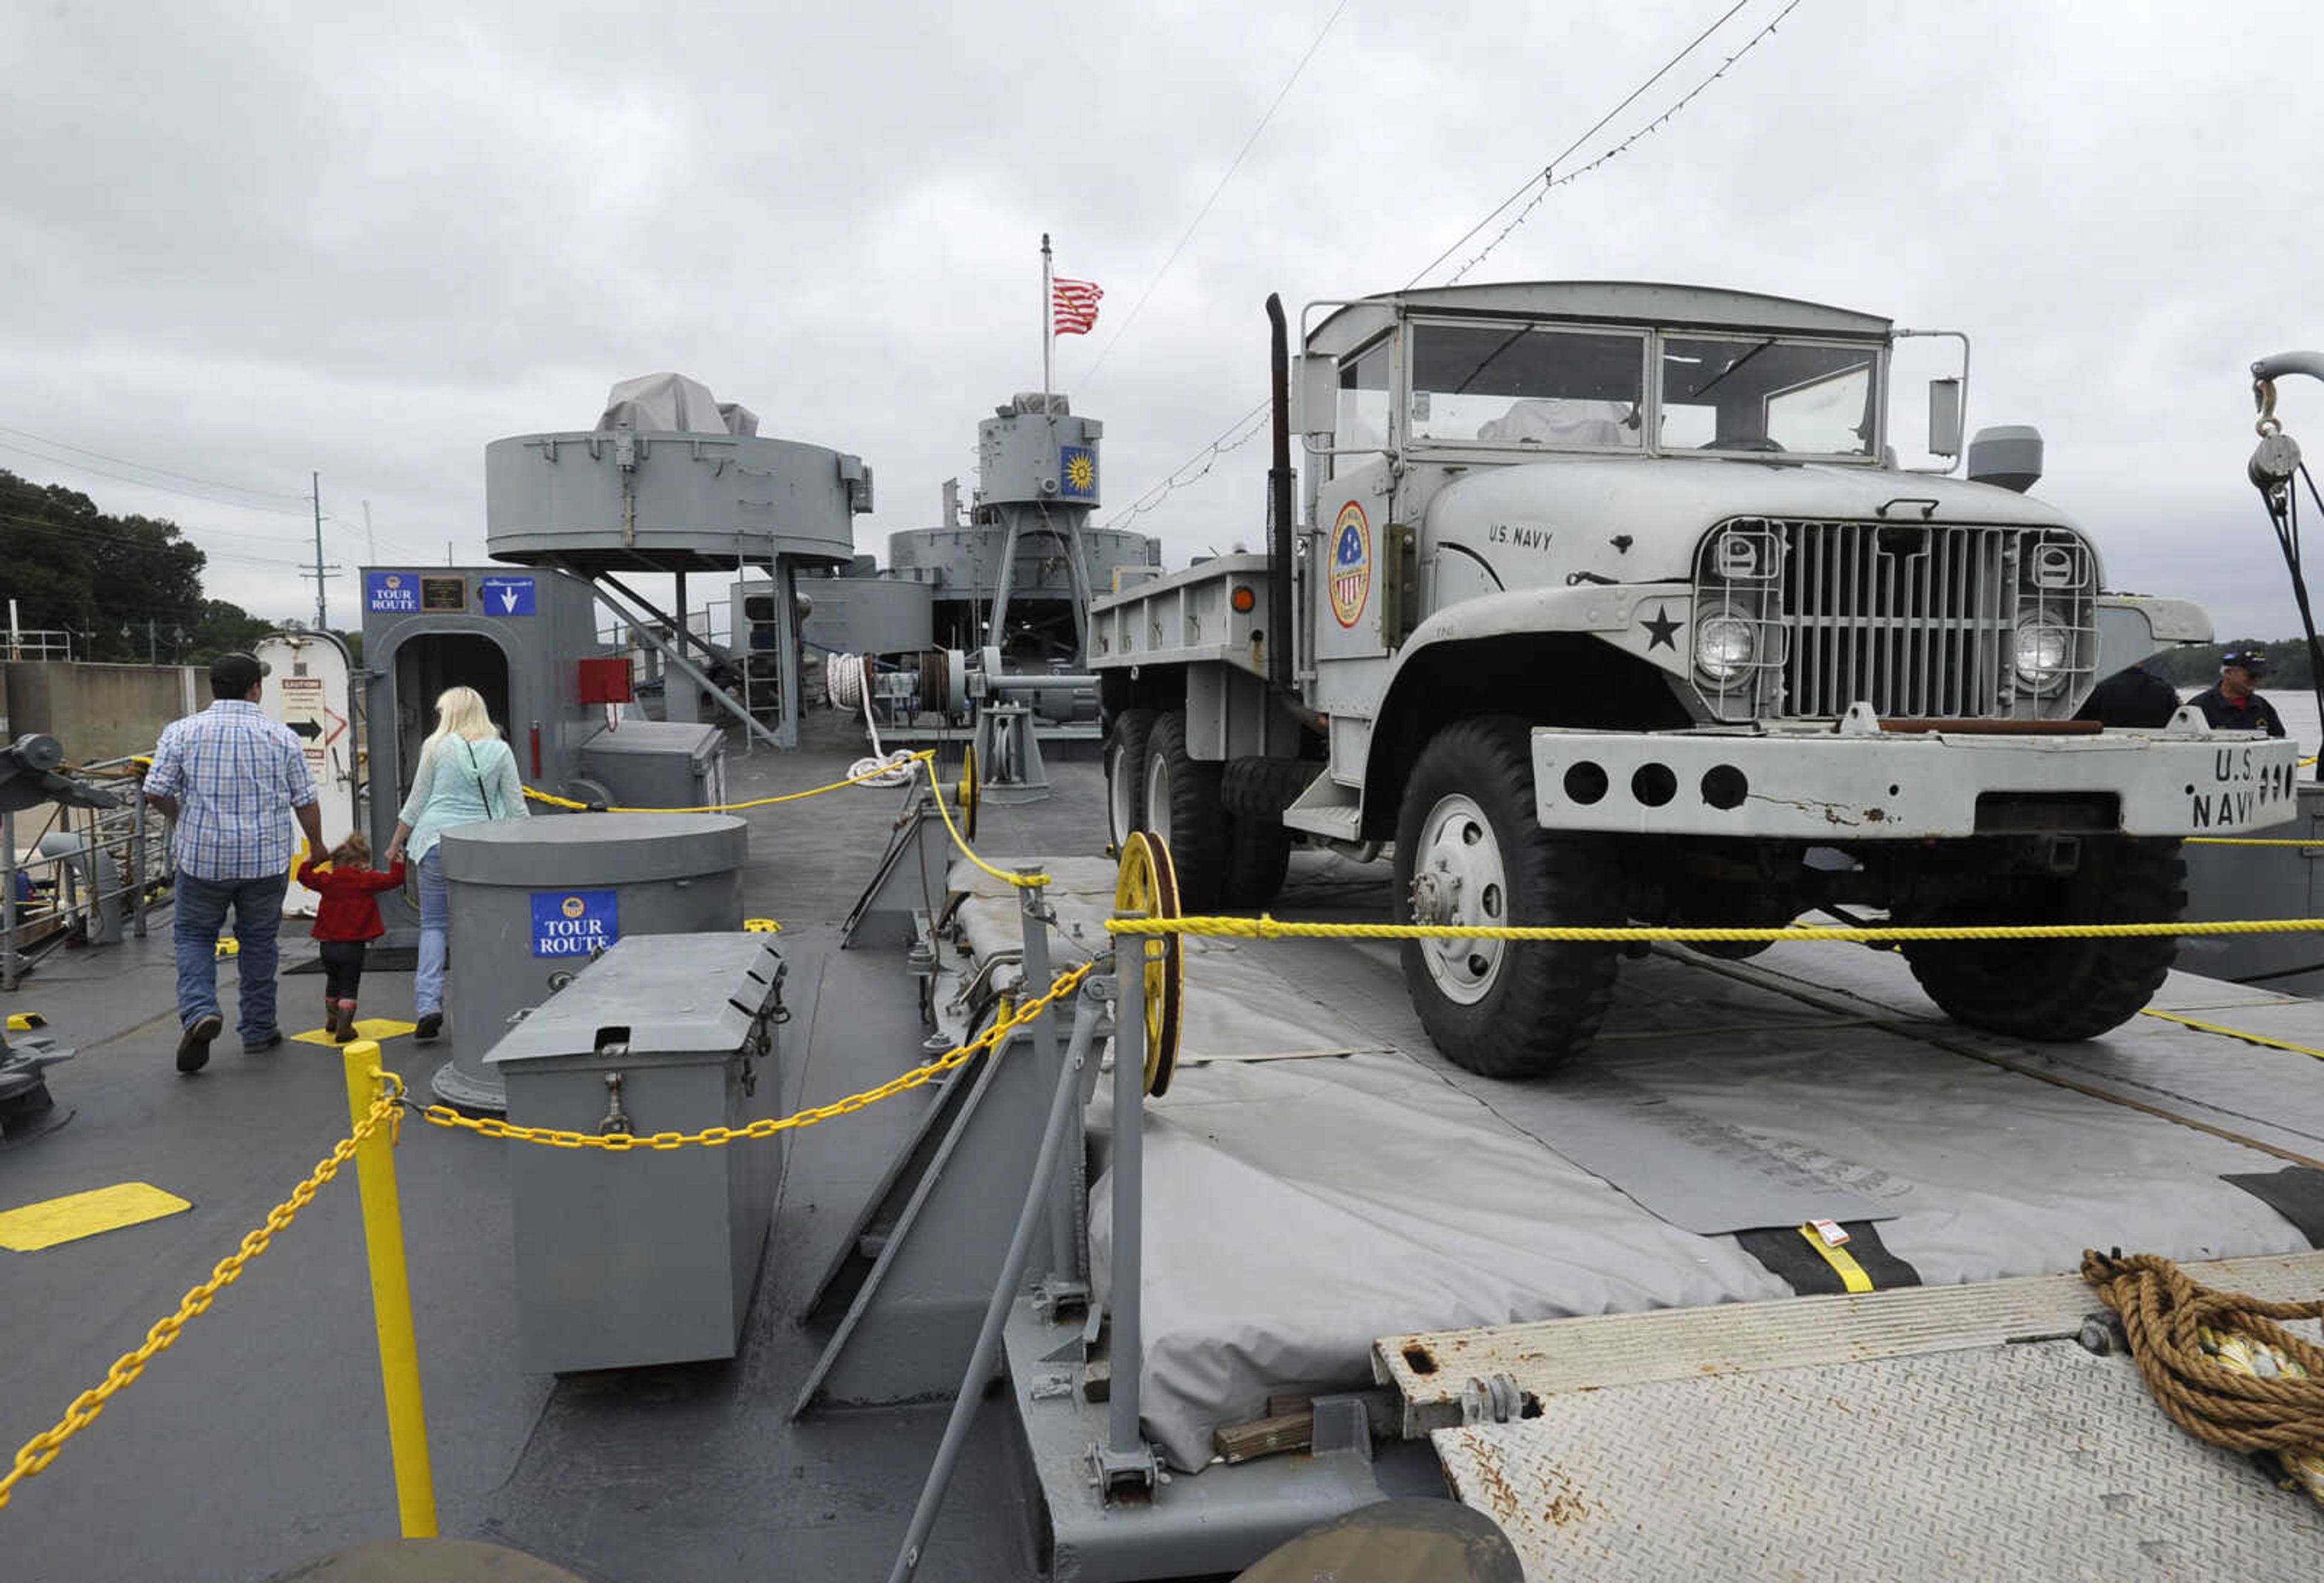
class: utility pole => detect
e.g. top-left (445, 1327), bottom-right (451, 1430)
top-left (301, 470), bottom-right (343, 633)
top-left (362, 499), bottom-right (376, 566)
top-left (146, 618), bottom-right (157, 664)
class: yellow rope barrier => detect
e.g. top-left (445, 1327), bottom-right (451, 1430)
top-left (1104, 914), bottom-right (2324, 945)
top-left (2186, 837), bottom-right (2324, 847)
top-left (416, 961), bottom-right (1091, 1151)
top-left (2140, 1008), bottom-right (2324, 1063)
top-left (519, 750), bottom-right (936, 814)
top-left (1, 1075), bottom-right (408, 1510)
top-left (921, 758), bottom-right (1048, 890)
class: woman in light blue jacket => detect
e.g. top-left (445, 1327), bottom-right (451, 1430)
top-left (382, 686), bottom-right (527, 1041)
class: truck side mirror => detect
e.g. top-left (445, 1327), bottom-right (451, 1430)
top-left (1294, 353), bottom-right (1338, 444)
top-left (1928, 378), bottom-right (1963, 459)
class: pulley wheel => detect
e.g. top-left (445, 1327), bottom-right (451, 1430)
top-left (957, 743), bottom-right (981, 842)
top-left (1113, 829), bottom-right (1184, 1096)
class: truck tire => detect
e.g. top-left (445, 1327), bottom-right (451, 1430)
top-left (1394, 718), bottom-right (1621, 1078)
top-left (1900, 837), bottom-right (2186, 1041)
top-left (1219, 758), bottom-right (1300, 910)
top-left (1143, 712), bottom-right (1231, 912)
top-left (1105, 708), bottom-right (1157, 854)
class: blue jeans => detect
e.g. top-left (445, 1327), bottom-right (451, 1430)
top-left (416, 849), bottom-right (448, 1016)
top-left (174, 870), bottom-right (289, 1044)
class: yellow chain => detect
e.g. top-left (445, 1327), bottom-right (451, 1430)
top-left (2185, 837), bottom-right (2324, 847)
top-left (1105, 914), bottom-right (2324, 945)
top-left (1, 1073), bottom-right (408, 1511)
top-left (417, 962), bottom-right (1092, 1150)
top-left (520, 750), bottom-right (936, 814)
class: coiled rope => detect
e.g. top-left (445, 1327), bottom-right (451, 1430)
top-left (826, 651), bottom-right (917, 788)
top-left (2082, 1250), bottom-right (2324, 1504)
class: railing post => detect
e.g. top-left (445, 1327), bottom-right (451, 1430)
top-left (2, 807), bottom-right (18, 991)
top-left (1017, 869), bottom-right (1077, 1285)
top-left (341, 1043), bottom-right (438, 1538)
top-left (1095, 917), bottom-right (1157, 1492)
top-left (130, 784), bottom-right (149, 940)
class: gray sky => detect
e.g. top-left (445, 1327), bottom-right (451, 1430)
top-left (5, 1), bottom-right (2322, 644)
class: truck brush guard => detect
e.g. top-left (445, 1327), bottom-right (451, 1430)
top-left (1693, 518), bottom-right (2098, 723)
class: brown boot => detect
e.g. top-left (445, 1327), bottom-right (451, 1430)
top-left (332, 1002), bottom-right (358, 1043)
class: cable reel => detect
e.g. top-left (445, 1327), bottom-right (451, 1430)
top-left (1112, 829), bottom-right (1184, 1097)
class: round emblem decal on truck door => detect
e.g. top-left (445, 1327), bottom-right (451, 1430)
top-left (1330, 502), bottom-right (1372, 628)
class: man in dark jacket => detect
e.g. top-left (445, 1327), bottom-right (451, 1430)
top-left (2075, 663), bottom-right (2182, 728)
top-left (2187, 648), bottom-right (2286, 736)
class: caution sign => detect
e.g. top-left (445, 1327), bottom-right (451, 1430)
top-left (278, 675), bottom-right (329, 788)
top-left (530, 889), bottom-right (619, 958)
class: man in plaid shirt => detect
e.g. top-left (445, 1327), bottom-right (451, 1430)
top-left (143, 652), bottom-right (328, 1073)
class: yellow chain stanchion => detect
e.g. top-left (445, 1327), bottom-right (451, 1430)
top-left (1104, 914), bottom-right (2324, 946)
top-left (342, 1044), bottom-right (436, 1538)
top-left (415, 960), bottom-right (1093, 1152)
top-left (1, 1081), bottom-right (406, 1512)
top-left (520, 749), bottom-right (937, 814)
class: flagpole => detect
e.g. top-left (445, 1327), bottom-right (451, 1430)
top-left (1041, 233), bottom-right (1054, 411)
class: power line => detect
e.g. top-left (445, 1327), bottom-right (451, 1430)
top-left (1098, 401), bottom-right (1273, 531)
top-left (0, 423), bottom-right (310, 503)
top-left (0, 441), bottom-right (319, 534)
top-left (0, 509), bottom-right (310, 569)
top-left (1404, 0), bottom-right (1791, 288)
top-left (1079, 0), bottom-right (1352, 392)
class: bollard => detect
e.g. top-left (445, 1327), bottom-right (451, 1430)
top-left (341, 1042), bottom-right (439, 1538)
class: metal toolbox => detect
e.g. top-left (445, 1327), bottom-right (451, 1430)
top-left (487, 931), bottom-right (786, 1374)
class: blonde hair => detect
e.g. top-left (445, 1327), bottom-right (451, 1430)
top-left (422, 686), bottom-right (499, 756)
top-left (329, 831), bottom-right (372, 868)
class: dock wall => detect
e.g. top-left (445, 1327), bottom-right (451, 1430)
top-left (2, 661), bottom-right (201, 761)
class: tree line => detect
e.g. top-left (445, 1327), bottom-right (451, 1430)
top-left (2142, 637), bottom-right (2319, 690)
top-left (0, 468), bottom-right (279, 663)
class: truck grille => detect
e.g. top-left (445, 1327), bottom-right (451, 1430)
top-left (1693, 517), bottom-right (2096, 721)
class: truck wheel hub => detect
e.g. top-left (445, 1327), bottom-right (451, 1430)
top-left (1413, 793), bottom-right (1507, 1005)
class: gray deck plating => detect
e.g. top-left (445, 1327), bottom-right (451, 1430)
top-left (1433, 1340), bottom-right (2324, 1582)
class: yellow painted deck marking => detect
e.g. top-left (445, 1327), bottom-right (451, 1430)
top-left (0, 1183), bottom-right (192, 1252)
top-left (5, 1012), bottom-right (47, 1031)
top-left (292, 1018), bottom-right (418, 1047)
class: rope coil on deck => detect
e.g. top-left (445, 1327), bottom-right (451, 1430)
top-left (2082, 1250), bottom-right (2324, 1504)
top-left (412, 960), bottom-right (1092, 1151)
top-left (520, 749), bottom-right (936, 814)
top-left (0, 1070), bottom-right (409, 1511)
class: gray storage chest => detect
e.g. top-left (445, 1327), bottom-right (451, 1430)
top-left (487, 932), bottom-right (786, 1374)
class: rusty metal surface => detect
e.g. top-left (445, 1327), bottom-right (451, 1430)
top-left (1433, 1340), bottom-right (2324, 1581)
top-left (1378, 1250), bottom-right (2324, 1440)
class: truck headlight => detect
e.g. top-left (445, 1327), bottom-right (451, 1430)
top-left (2013, 616), bottom-right (2070, 689)
top-left (1695, 613), bottom-right (1756, 684)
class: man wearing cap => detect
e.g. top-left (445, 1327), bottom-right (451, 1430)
top-left (143, 652), bottom-right (327, 1073)
top-left (2188, 648), bottom-right (2287, 738)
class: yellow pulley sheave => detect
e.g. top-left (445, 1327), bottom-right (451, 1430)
top-left (1113, 830), bottom-right (1184, 1097)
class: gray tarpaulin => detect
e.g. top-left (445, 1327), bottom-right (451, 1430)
top-left (937, 857), bottom-right (2324, 1475)
top-left (596, 372), bottom-right (760, 436)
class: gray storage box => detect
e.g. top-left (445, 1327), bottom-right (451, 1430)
top-left (576, 721), bottom-right (727, 811)
top-left (436, 811), bottom-right (747, 1111)
top-left (488, 932), bottom-right (787, 1374)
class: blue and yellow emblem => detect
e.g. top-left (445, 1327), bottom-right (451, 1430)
top-left (1330, 502), bottom-right (1371, 628)
top-left (1060, 445), bottom-right (1097, 501)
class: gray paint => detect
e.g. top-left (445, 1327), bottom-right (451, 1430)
top-left (484, 431), bottom-right (861, 572)
top-left (575, 720), bottom-right (726, 811)
top-left (488, 932), bottom-right (786, 1374)
top-left (435, 813), bottom-right (747, 1109)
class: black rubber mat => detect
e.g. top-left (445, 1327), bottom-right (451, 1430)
top-left (2222, 1167), bottom-right (2324, 1247)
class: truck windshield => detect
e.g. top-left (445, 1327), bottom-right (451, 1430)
top-left (1407, 321), bottom-right (1646, 450)
top-left (1659, 335), bottom-right (1877, 457)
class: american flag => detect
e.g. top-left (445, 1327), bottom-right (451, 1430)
top-left (1052, 278), bottom-right (1103, 336)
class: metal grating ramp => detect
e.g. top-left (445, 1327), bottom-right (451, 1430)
top-left (1433, 1341), bottom-right (2324, 1581)
top-left (1378, 1251), bottom-right (2324, 1438)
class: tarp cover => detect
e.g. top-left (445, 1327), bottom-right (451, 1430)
top-left (596, 373), bottom-right (760, 436)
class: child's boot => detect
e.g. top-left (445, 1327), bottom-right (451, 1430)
top-left (333, 1001), bottom-right (358, 1042)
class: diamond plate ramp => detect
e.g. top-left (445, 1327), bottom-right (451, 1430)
top-left (1435, 1342), bottom-right (2324, 1582)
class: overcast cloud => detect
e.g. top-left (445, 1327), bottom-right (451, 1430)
top-left (4, 1), bottom-right (2321, 645)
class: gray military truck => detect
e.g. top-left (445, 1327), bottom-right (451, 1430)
top-left (1088, 283), bottom-right (2302, 1078)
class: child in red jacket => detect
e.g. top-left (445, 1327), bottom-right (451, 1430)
top-left (295, 833), bottom-right (406, 1043)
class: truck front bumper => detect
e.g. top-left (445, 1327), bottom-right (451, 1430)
top-left (1528, 719), bottom-right (2303, 841)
